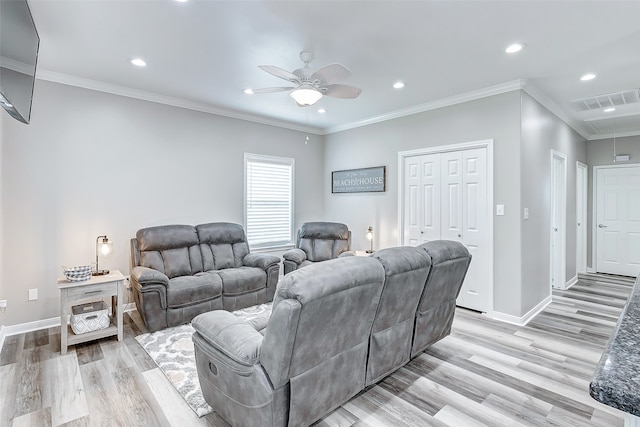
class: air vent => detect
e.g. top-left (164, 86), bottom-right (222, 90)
top-left (570, 89), bottom-right (640, 112)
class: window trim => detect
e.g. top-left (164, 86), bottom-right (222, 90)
top-left (244, 153), bottom-right (295, 250)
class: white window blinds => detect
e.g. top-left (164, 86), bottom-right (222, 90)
top-left (244, 153), bottom-right (294, 249)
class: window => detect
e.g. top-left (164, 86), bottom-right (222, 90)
top-left (244, 153), bottom-right (294, 249)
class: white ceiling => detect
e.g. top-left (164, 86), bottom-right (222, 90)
top-left (27, 0), bottom-right (640, 139)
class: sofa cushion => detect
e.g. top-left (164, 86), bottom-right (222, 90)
top-left (166, 272), bottom-right (222, 308)
top-left (217, 267), bottom-right (266, 296)
top-left (137, 225), bottom-right (203, 278)
top-left (197, 223), bottom-right (250, 270)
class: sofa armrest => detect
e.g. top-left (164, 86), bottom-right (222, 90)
top-left (192, 311), bottom-right (263, 367)
top-left (131, 266), bottom-right (169, 287)
top-left (243, 253), bottom-right (280, 270)
top-left (282, 248), bottom-right (306, 264)
top-left (338, 251), bottom-right (355, 257)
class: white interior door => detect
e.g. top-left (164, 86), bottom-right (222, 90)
top-left (550, 151), bottom-right (566, 289)
top-left (401, 145), bottom-right (490, 312)
top-left (576, 162), bottom-right (587, 274)
top-left (596, 166), bottom-right (640, 277)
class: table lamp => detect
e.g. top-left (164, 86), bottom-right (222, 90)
top-left (93, 235), bottom-right (112, 276)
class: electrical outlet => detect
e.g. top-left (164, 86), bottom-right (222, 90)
top-left (28, 288), bottom-right (38, 301)
top-left (524, 207), bottom-right (529, 220)
top-left (0, 299), bottom-right (7, 313)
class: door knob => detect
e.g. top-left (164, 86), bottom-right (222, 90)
top-left (458, 234), bottom-right (461, 238)
top-left (420, 231), bottom-right (424, 234)
top-left (554, 227), bottom-right (558, 231)
top-left (598, 224), bottom-right (607, 228)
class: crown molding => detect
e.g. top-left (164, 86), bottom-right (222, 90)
top-left (324, 80), bottom-right (527, 135)
top-left (520, 80), bottom-right (591, 140)
top-left (35, 69), bottom-right (324, 135)
top-left (588, 130), bottom-right (640, 141)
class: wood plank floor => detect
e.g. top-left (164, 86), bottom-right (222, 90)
top-left (0, 273), bottom-right (633, 426)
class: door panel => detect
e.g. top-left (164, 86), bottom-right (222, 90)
top-left (440, 152), bottom-right (462, 242)
top-left (421, 156), bottom-right (440, 243)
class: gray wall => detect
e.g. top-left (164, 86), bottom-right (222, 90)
top-left (0, 80), bottom-right (324, 326)
top-left (0, 110), bottom-right (4, 328)
top-left (586, 135), bottom-right (640, 265)
top-left (323, 91), bottom-right (524, 317)
top-left (520, 93), bottom-right (587, 313)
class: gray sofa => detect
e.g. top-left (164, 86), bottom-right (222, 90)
top-left (192, 241), bottom-right (471, 427)
top-left (130, 222), bottom-right (280, 332)
top-left (282, 222), bottom-right (353, 274)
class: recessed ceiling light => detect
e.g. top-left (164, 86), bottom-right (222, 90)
top-left (317, 108), bottom-right (326, 113)
top-left (393, 81), bottom-right (405, 89)
top-left (604, 107), bottom-right (616, 113)
top-left (580, 73), bottom-right (596, 81)
top-left (130, 58), bottom-right (146, 67)
top-left (505, 43), bottom-right (526, 54)
top-left (243, 88), bottom-right (254, 95)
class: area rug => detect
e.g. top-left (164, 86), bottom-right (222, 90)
top-left (135, 303), bottom-right (273, 417)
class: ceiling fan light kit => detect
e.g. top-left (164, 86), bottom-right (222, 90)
top-left (290, 87), bottom-right (323, 106)
top-left (250, 51), bottom-right (362, 107)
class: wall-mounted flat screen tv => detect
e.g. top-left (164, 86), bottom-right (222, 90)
top-left (0, 0), bottom-right (39, 124)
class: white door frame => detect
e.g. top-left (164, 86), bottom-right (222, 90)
top-left (550, 150), bottom-right (567, 289)
top-left (576, 162), bottom-right (588, 274)
top-left (398, 139), bottom-right (494, 313)
top-left (592, 163), bottom-right (640, 274)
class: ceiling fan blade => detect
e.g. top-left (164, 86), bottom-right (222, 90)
top-left (322, 84), bottom-right (362, 99)
top-left (258, 65), bottom-right (301, 83)
top-left (251, 87), bottom-right (295, 94)
top-left (311, 64), bottom-right (351, 83)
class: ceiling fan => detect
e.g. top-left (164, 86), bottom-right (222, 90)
top-left (248, 51), bottom-right (362, 107)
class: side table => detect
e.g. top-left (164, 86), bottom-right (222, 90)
top-left (58, 270), bottom-right (125, 355)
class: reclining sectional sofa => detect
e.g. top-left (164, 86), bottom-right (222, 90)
top-left (130, 222), bottom-right (280, 332)
top-left (192, 240), bottom-right (471, 427)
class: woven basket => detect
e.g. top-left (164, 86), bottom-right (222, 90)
top-left (62, 265), bottom-right (92, 282)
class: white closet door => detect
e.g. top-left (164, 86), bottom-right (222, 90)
top-left (402, 146), bottom-right (490, 312)
top-left (458, 148), bottom-right (489, 311)
top-left (403, 154), bottom-right (440, 246)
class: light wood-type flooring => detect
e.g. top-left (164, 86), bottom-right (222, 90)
top-left (0, 273), bottom-right (634, 426)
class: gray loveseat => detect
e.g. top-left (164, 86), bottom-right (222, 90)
top-left (282, 221), bottom-right (353, 274)
top-left (192, 240), bottom-right (471, 426)
top-left (130, 222), bottom-right (280, 332)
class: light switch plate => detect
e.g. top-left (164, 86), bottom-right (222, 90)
top-left (496, 204), bottom-right (505, 216)
top-left (28, 288), bottom-right (38, 301)
top-left (524, 207), bottom-right (529, 220)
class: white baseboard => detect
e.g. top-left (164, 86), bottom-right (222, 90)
top-left (0, 325), bottom-right (5, 354)
top-left (490, 295), bottom-right (552, 326)
top-left (0, 316), bottom-right (61, 351)
top-left (0, 304), bottom-right (138, 351)
top-left (565, 275), bottom-right (579, 289)
top-left (587, 267), bottom-right (597, 273)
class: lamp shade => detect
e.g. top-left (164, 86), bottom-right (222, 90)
top-left (99, 238), bottom-right (112, 256)
top-left (290, 87), bottom-right (322, 106)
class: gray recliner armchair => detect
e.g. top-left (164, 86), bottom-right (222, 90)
top-left (192, 256), bottom-right (385, 427)
top-left (282, 222), bottom-right (353, 274)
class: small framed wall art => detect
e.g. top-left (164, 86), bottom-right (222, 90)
top-left (332, 166), bottom-right (386, 193)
